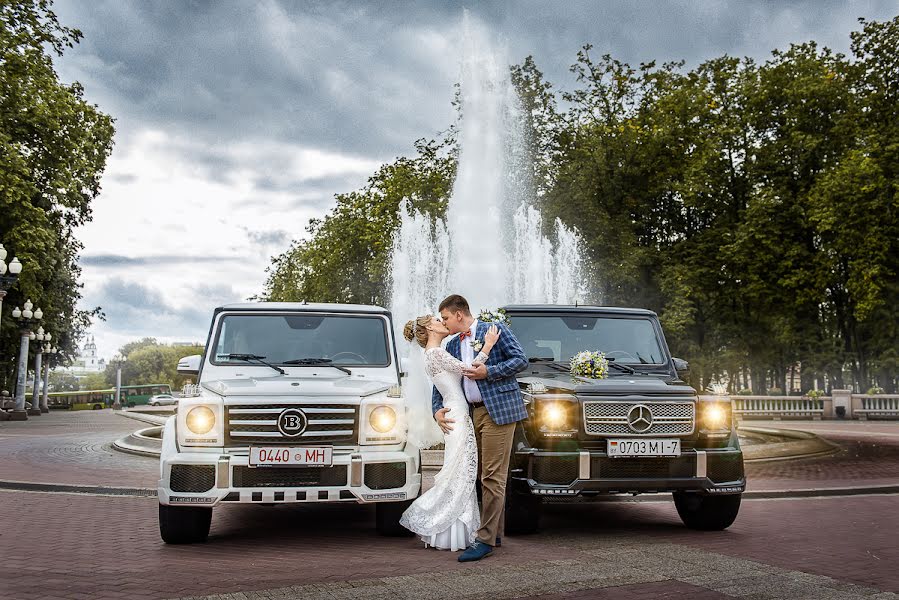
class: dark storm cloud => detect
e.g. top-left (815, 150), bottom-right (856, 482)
top-left (82, 254), bottom-right (241, 267)
top-left (54, 0), bottom-right (897, 163)
top-left (244, 228), bottom-right (290, 247)
top-left (89, 277), bottom-right (240, 337)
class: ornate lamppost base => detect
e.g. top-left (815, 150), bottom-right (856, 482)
top-left (7, 409), bottom-right (28, 421)
top-left (26, 408), bottom-right (42, 416)
top-left (40, 407), bottom-right (49, 414)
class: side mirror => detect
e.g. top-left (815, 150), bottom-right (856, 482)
top-left (672, 357), bottom-right (689, 372)
top-left (177, 354), bottom-right (202, 376)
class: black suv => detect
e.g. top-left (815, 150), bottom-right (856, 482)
top-left (503, 305), bottom-right (744, 532)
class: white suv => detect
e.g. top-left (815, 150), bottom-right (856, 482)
top-left (158, 302), bottom-right (421, 543)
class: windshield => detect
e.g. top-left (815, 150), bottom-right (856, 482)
top-left (509, 315), bottom-right (667, 365)
top-left (212, 313), bottom-right (390, 367)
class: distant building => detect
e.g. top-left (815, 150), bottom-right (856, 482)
top-left (60, 336), bottom-right (107, 378)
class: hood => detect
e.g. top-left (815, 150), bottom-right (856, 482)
top-left (201, 374), bottom-right (391, 398)
top-left (518, 372), bottom-right (696, 396)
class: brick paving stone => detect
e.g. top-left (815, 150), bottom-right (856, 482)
top-left (2, 413), bottom-right (898, 599)
top-left (0, 410), bottom-right (158, 488)
top-left (520, 580), bottom-right (730, 599)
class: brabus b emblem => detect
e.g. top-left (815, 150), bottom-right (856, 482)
top-left (277, 408), bottom-right (308, 437)
top-left (626, 404), bottom-right (653, 433)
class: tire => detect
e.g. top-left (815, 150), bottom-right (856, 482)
top-left (505, 489), bottom-right (542, 534)
top-left (149, 401), bottom-right (158, 407)
top-left (92, 404), bottom-right (102, 410)
top-left (375, 500), bottom-right (414, 536)
top-left (127, 402), bottom-right (136, 408)
top-left (158, 504), bottom-right (212, 544)
top-left (673, 492), bottom-right (741, 531)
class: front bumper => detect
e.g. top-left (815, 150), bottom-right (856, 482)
top-left (513, 448), bottom-right (745, 497)
top-left (158, 448), bottom-right (421, 507)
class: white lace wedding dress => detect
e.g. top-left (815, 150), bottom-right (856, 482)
top-left (399, 347), bottom-right (483, 551)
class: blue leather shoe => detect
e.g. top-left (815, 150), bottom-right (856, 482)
top-left (458, 540), bottom-right (493, 562)
top-left (495, 537), bottom-right (502, 547)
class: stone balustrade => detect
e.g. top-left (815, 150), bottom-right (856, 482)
top-left (732, 390), bottom-right (899, 420)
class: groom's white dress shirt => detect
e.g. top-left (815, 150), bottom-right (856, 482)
top-left (460, 319), bottom-right (483, 405)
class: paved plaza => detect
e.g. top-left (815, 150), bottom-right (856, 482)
top-left (0, 411), bottom-right (897, 599)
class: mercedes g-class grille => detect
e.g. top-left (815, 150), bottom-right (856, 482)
top-left (582, 399), bottom-right (694, 436)
top-left (225, 403), bottom-right (358, 446)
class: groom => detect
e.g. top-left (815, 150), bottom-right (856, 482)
top-left (433, 294), bottom-right (528, 562)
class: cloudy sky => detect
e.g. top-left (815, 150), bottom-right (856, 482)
top-left (51, 0), bottom-right (896, 359)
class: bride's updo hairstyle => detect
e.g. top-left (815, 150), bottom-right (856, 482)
top-left (403, 314), bottom-right (432, 348)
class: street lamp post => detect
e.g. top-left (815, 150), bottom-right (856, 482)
top-left (27, 327), bottom-right (46, 416)
top-left (41, 344), bottom-right (56, 413)
top-left (0, 244), bottom-right (23, 333)
top-left (112, 354), bottom-right (126, 410)
top-left (11, 300), bottom-right (42, 421)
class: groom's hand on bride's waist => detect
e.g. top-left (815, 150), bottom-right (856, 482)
top-left (434, 407), bottom-right (455, 433)
top-left (462, 363), bottom-right (488, 380)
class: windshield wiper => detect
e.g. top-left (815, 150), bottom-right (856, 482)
top-left (282, 357), bottom-right (351, 376)
top-left (220, 353), bottom-right (286, 375)
top-left (528, 357), bottom-right (557, 363)
top-left (608, 360), bottom-right (636, 374)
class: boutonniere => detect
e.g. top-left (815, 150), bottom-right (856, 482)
top-left (470, 339), bottom-right (484, 352)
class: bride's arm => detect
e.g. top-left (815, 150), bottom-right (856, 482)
top-left (473, 325), bottom-right (501, 363)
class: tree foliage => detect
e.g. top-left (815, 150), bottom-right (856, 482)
top-left (102, 337), bottom-right (205, 391)
top-left (263, 16), bottom-right (899, 393)
top-left (0, 0), bottom-right (114, 390)
top-left (263, 136), bottom-right (456, 305)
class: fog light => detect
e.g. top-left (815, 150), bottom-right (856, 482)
top-left (370, 406), bottom-right (396, 433)
top-left (186, 406), bottom-right (215, 435)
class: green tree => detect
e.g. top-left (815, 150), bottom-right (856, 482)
top-left (48, 369), bottom-right (78, 391)
top-left (263, 137), bottom-right (456, 305)
top-left (105, 338), bottom-right (204, 390)
top-left (0, 0), bottom-right (114, 389)
top-left (78, 371), bottom-right (108, 391)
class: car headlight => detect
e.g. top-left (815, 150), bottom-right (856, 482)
top-left (700, 402), bottom-right (731, 430)
top-left (537, 400), bottom-right (576, 433)
top-left (186, 406), bottom-right (215, 435)
top-left (370, 405), bottom-right (396, 433)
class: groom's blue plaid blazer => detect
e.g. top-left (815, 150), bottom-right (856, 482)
top-left (431, 321), bottom-right (528, 425)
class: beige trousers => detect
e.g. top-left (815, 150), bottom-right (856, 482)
top-left (472, 405), bottom-right (515, 546)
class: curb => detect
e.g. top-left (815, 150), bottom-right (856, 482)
top-left (0, 479), bottom-right (156, 497)
top-left (1, 478), bottom-right (895, 501)
top-left (113, 426), bottom-right (164, 457)
top-left (116, 410), bottom-right (171, 426)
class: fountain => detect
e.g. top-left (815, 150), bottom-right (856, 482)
top-left (390, 14), bottom-right (586, 447)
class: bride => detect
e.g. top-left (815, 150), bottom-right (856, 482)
top-left (399, 314), bottom-right (501, 550)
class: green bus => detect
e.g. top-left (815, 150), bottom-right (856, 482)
top-left (48, 384), bottom-right (173, 410)
top-left (48, 389), bottom-right (115, 410)
top-left (118, 384), bottom-right (173, 407)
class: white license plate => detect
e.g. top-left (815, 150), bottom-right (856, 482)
top-left (608, 439), bottom-right (680, 457)
top-left (249, 447), bottom-right (333, 467)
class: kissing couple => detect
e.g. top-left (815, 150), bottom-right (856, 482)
top-left (399, 294), bottom-right (528, 562)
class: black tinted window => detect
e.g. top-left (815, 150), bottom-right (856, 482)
top-left (511, 315), bottom-right (666, 365)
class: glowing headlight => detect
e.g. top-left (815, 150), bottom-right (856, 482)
top-left (538, 401), bottom-right (574, 431)
top-left (186, 406), bottom-right (215, 435)
top-left (702, 404), bottom-right (730, 430)
top-left (370, 406), bottom-right (397, 433)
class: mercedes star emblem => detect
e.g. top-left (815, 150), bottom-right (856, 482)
top-left (626, 404), bottom-right (653, 433)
